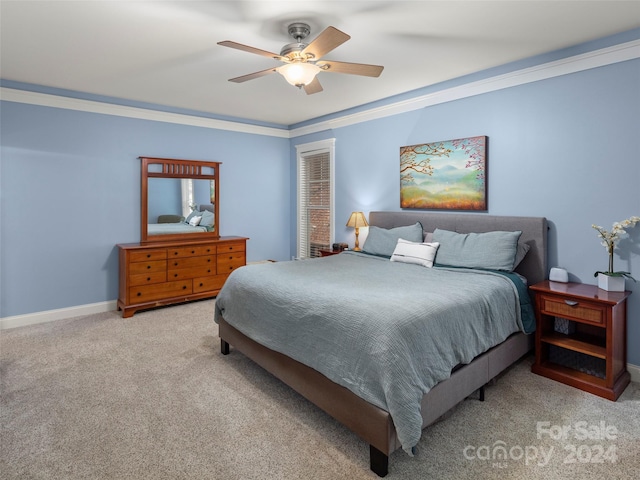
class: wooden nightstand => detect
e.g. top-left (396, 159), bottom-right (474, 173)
top-left (529, 281), bottom-right (630, 401)
top-left (319, 249), bottom-right (343, 257)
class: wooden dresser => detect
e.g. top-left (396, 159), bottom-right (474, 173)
top-left (118, 236), bottom-right (247, 317)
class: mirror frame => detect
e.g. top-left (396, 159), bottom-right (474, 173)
top-left (140, 157), bottom-right (221, 243)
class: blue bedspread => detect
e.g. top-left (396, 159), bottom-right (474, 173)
top-left (147, 223), bottom-right (208, 235)
top-left (214, 252), bottom-right (531, 452)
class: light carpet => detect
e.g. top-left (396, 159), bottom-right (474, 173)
top-left (1, 299), bottom-right (638, 479)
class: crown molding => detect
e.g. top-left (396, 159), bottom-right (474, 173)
top-left (0, 87), bottom-right (290, 138)
top-left (290, 38), bottom-right (640, 138)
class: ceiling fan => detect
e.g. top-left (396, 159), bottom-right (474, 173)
top-left (218, 23), bottom-right (384, 95)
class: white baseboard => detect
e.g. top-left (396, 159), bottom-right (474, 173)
top-left (0, 300), bottom-right (117, 330)
top-left (629, 363), bottom-right (640, 384)
top-left (2, 302), bottom-right (640, 384)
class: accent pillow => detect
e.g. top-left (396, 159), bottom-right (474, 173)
top-left (390, 239), bottom-right (440, 268)
top-left (199, 210), bottom-right (215, 227)
top-left (185, 210), bottom-right (200, 224)
top-left (188, 215), bottom-right (202, 226)
top-left (432, 228), bottom-right (522, 271)
top-left (362, 222), bottom-right (424, 258)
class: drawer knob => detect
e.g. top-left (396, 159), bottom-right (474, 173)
top-left (199, 283), bottom-right (203, 287)
top-left (564, 300), bottom-right (579, 306)
top-left (174, 252), bottom-right (178, 255)
top-left (137, 292), bottom-right (141, 297)
top-left (174, 273), bottom-right (178, 278)
top-left (147, 277), bottom-right (151, 281)
top-left (183, 286), bottom-right (187, 290)
top-left (146, 254), bottom-right (151, 258)
top-left (174, 262), bottom-right (178, 266)
top-left (147, 265), bottom-right (151, 269)
top-left (191, 250), bottom-right (195, 254)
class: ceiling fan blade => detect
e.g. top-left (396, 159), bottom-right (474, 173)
top-left (303, 77), bottom-right (323, 95)
top-left (218, 40), bottom-right (283, 61)
top-left (317, 60), bottom-right (384, 77)
top-left (301, 26), bottom-right (350, 60)
top-left (228, 67), bottom-right (278, 83)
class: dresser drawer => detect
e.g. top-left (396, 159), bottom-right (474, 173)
top-left (168, 244), bottom-right (217, 258)
top-left (217, 253), bottom-right (245, 274)
top-left (217, 242), bottom-right (246, 254)
top-left (168, 255), bottom-right (216, 269)
top-left (168, 264), bottom-right (216, 280)
top-left (193, 274), bottom-right (228, 293)
top-left (129, 249), bottom-right (167, 262)
top-left (539, 295), bottom-right (605, 326)
top-left (129, 260), bottom-right (167, 275)
top-left (130, 280), bottom-right (192, 303)
top-left (129, 271), bottom-right (167, 286)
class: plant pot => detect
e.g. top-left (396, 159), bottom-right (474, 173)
top-left (597, 273), bottom-right (625, 292)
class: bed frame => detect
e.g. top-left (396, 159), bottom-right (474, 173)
top-left (218, 212), bottom-right (547, 476)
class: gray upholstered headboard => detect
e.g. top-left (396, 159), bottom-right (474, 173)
top-left (369, 211), bottom-right (548, 285)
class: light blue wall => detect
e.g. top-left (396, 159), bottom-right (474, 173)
top-left (148, 177), bottom-right (182, 221)
top-left (292, 57), bottom-right (640, 365)
top-left (0, 103), bottom-right (290, 317)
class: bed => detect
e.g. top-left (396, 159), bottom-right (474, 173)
top-left (147, 205), bottom-right (215, 236)
top-left (214, 211), bottom-right (547, 476)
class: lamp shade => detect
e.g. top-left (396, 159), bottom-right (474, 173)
top-left (277, 62), bottom-right (321, 87)
top-left (346, 211), bottom-right (368, 228)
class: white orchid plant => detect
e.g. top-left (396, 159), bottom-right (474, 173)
top-left (592, 216), bottom-right (640, 281)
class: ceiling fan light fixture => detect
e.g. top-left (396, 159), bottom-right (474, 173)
top-left (277, 62), bottom-right (321, 87)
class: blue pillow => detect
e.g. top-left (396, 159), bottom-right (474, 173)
top-left (199, 210), bottom-right (215, 227)
top-left (432, 228), bottom-right (522, 271)
top-left (362, 222), bottom-right (423, 258)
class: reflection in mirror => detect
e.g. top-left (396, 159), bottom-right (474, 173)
top-left (147, 178), bottom-right (215, 226)
top-left (140, 157), bottom-right (220, 243)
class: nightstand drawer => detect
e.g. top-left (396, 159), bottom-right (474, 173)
top-left (540, 296), bottom-right (605, 326)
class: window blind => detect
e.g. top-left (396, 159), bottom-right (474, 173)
top-left (299, 151), bottom-right (331, 258)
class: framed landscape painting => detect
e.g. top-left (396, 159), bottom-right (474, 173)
top-left (400, 136), bottom-right (487, 210)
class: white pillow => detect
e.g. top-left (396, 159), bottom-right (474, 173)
top-left (188, 215), bottom-right (202, 226)
top-left (390, 238), bottom-right (440, 268)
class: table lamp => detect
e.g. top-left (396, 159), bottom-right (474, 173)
top-left (346, 211), bottom-right (368, 251)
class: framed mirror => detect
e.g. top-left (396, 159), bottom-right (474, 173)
top-left (140, 157), bottom-right (220, 243)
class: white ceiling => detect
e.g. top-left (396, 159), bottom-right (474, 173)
top-left (1, 1), bottom-right (639, 126)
